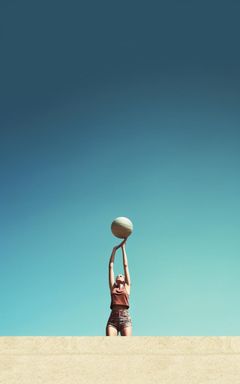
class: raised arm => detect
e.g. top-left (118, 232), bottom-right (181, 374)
top-left (108, 246), bottom-right (117, 291)
top-left (121, 241), bottom-right (131, 286)
top-left (108, 240), bottom-right (127, 291)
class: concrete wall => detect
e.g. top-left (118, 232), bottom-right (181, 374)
top-left (1, 337), bottom-right (240, 383)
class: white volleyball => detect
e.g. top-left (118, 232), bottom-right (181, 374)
top-left (111, 217), bottom-right (133, 239)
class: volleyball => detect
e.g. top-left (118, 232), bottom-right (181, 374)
top-left (111, 217), bottom-right (133, 239)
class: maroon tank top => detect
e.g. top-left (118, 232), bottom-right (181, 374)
top-left (110, 283), bottom-right (130, 309)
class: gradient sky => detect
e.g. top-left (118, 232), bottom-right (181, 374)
top-left (1, 1), bottom-right (240, 335)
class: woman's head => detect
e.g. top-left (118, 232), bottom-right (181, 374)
top-left (115, 274), bottom-right (125, 285)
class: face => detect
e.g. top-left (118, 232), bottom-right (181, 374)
top-left (116, 274), bottom-right (125, 284)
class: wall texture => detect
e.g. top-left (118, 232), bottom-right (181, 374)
top-left (1, 337), bottom-right (240, 383)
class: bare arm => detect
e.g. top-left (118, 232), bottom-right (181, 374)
top-left (121, 242), bottom-right (131, 286)
top-left (108, 247), bottom-right (117, 291)
top-left (108, 240), bottom-right (127, 291)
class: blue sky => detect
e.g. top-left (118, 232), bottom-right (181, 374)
top-left (0, 1), bottom-right (240, 335)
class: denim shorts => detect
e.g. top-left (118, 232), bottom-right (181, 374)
top-left (106, 308), bottom-right (132, 332)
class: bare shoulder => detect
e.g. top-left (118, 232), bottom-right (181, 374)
top-left (110, 284), bottom-right (115, 293)
top-left (125, 283), bottom-right (131, 294)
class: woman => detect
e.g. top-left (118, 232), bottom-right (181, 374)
top-left (106, 237), bottom-right (132, 336)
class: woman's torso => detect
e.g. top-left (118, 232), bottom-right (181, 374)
top-left (110, 284), bottom-right (130, 310)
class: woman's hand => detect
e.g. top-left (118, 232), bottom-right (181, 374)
top-left (112, 245), bottom-right (119, 253)
top-left (118, 238), bottom-right (127, 250)
top-left (120, 238), bottom-right (127, 249)
top-left (112, 238), bottom-right (127, 253)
